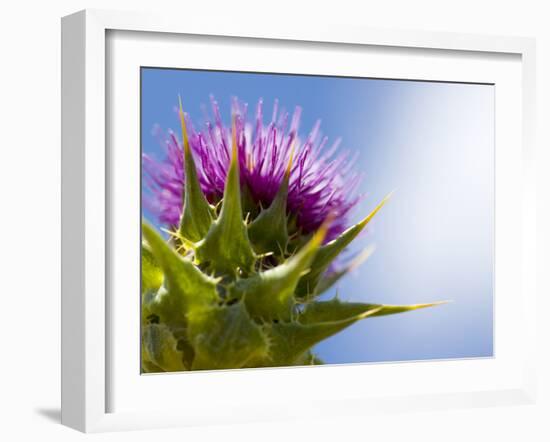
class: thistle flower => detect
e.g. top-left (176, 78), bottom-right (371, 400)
top-left (143, 97), bottom-right (362, 242)
top-left (141, 96), bottom-right (443, 373)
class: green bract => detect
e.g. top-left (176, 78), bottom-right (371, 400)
top-left (141, 114), bottom-right (442, 372)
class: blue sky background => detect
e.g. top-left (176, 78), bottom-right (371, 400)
top-left (141, 67), bottom-right (494, 364)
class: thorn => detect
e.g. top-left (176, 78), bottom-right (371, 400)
top-left (426, 300), bottom-right (452, 307)
top-left (161, 227), bottom-right (179, 238)
top-left (276, 241), bottom-right (286, 258)
top-left (231, 114), bottom-right (238, 161)
top-left (285, 139), bottom-right (296, 179)
top-left (311, 211), bottom-right (335, 247)
top-left (162, 227), bottom-right (196, 250)
top-left (357, 192), bottom-right (393, 229)
top-left (178, 95), bottom-right (190, 154)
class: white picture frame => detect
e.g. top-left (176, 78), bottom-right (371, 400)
top-left (61, 9), bottom-right (537, 433)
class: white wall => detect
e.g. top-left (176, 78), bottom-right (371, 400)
top-left (0, 1), bottom-right (548, 440)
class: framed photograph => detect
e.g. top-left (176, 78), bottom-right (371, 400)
top-left (61, 9), bottom-right (537, 432)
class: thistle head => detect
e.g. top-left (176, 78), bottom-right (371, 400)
top-left (143, 97), bottom-right (362, 244)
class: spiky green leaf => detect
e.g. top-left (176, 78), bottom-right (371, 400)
top-left (142, 223), bottom-right (219, 328)
top-left (195, 123), bottom-right (256, 276)
top-left (299, 298), bottom-right (445, 325)
top-left (177, 98), bottom-right (214, 241)
top-left (261, 307), bottom-right (382, 367)
top-left (188, 302), bottom-right (269, 370)
top-left (247, 150), bottom-right (293, 255)
top-left (142, 323), bottom-right (186, 372)
top-left (296, 194), bottom-right (391, 299)
top-left (141, 243), bottom-right (163, 295)
top-left (231, 223), bottom-right (328, 322)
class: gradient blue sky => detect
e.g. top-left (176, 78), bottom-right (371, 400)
top-left (141, 67), bottom-right (494, 364)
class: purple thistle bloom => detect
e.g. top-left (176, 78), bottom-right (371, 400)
top-left (142, 97), bottom-right (362, 242)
